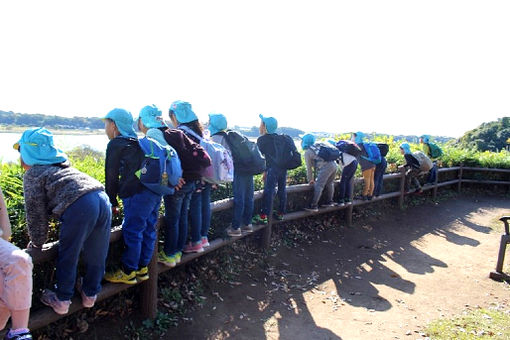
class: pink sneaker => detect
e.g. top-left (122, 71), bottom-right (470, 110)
top-left (201, 237), bottom-right (210, 248)
top-left (183, 242), bottom-right (204, 254)
top-left (75, 276), bottom-right (97, 308)
top-left (40, 289), bottom-right (71, 315)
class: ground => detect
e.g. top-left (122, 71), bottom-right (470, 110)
top-left (69, 195), bottom-right (510, 340)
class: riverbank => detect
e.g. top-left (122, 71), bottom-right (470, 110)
top-left (0, 125), bottom-right (104, 135)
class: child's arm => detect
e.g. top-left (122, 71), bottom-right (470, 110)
top-left (105, 140), bottom-right (122, 208)
top-left (23, 171), bottom-right (50, 247)
top-left (0, 187), bottom-right (12, 241)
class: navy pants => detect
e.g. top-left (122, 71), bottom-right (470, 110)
top-left (190, 183), bottom-right (212, 244)
top-left (232, 172), bottom-right (254, 230)
top-left (262, 167), bottom-right (287, 216)
top-left (57, 190), bottom-right (111, 300)
top-left (338, 160), bottom-right (358, 202)
top-left (373, 158), bottom-right (387, 197)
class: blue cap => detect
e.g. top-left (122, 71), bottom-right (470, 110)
top-left (354, 131), bottom-right (365, 144)
top-left (169, 101), bottom-right (197, 124)
top-left (208, 113), bottom-right (227, 136)
top-left (104, 108), bottom-right (137, 138)
top-left (259, 114), bottom-right (278, 134)
top-left (420, 135), bottom-right (430, 143)
top-left (146, 128), bottom-right (168, 146)
top-left (13, 127), bottom-right (68, 166)
top-left (139, 105), bottom-right (166, 129)
top-left (400, 142), bottom-right (412, 154)
top-left (301, 133), bottom-right (315, 150)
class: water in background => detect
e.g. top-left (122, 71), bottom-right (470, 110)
top-left (0, 132), bottom-right (108, 164)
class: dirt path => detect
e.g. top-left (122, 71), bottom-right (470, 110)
top-left (166, 196), bottom-right (510, 340)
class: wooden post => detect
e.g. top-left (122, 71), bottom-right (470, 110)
top-left (260, 192), bottom-right (274, 249)
top-left (346, 176), bottom-right (354, 227)
top-left (457, 163), bottom-right (463, 193)
top-left (398, 167), bottom-right (406, 210)
top-left (140, 218), bottom-right (161, 319)
top-left (433, 165), bottom-right (439, 200)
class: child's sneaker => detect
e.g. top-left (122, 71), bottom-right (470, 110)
top-left (274, 212), bottom-right (284, 221)
top-left (158, 250), bottom-right (176, 267)
top-left (345, 199), bottom-right (353, 205)
top-left (337, 200), bottom-right (345, 207)
top-left (40, 289), bottom-right (71, 315)
top-left (201, 237), bottom-right (210, 248)
top-left (4, 328), bottom-right (32, 340)
top-left (183, 242), bottom-right (204, 254)
top-left (135, 266), bottom-right (149, 282)
top-left (175, 251), bottom-right (182, 263)
top-left (226, 227), bottom-right (242, 237)
top-left (252, 214), bottom-right (268, 225)
top-left (304, 205), bottom-right (319, 212)
top-left (75, 277), bottom-right (97, 308)
top-left (241, 224), bottom-right (254, 233)
top-left (104, 268), bottom-right (137, 285)
top-left (320, 202), bottom-right (335, 208)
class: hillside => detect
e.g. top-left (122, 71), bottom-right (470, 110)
top-left (457, 117), bottom-right (510, 151)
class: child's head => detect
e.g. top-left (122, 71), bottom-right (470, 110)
top-left (259, 114), bottom-right (277, 135)
top-left (13, 127), bottom-right (68, 168)
top-left (301, 134), bottom-right (315, 150)
top-left (420, 135), bottom-right (430, 144)
top-left (168, 101), bottom-right (197, 127)
top-left (103, 108), bottom-right (137, 139)
top-left (400, 142), bottom-right (411, 155)
top-left (138, 105), bottom-right (166, 135)
top-left (208, 113), bottom-right (227, 136)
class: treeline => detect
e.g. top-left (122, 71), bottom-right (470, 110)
top-left (0, 111), bottom-right (104, 130)
top-left (458, 117), bottom-right (510, 152)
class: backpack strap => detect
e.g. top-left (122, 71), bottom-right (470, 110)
top-left (179, 125), bottom-right (203, 142)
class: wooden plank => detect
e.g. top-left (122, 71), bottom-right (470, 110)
top-left (461, 179), bottom-right (510, 185)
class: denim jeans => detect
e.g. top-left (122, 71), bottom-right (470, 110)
top-left (262, 167), bottom-right (287, 216)
top-left (232, 172), bottom-right (254, 229)
top-left (427, 162), bottom-right (438, 183)
top-left (338, 160), bottom-right (358, 201)
top-left (163, 181), bottom-right (195, 256)
top-left (190, 183), bottom-right (212, 244)
top-left (121, 188), bottom-right (161, 273)
top-left (311, 162), bottom-right (337, 207)
top-left (373, 158), bottom-right (387, 197)
top-left (57, 190), bottom-right (111, 300)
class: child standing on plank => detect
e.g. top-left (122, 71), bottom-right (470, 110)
top-left (337, 146), bottom-right (358, 207)
top-left (301, 134), bottom-right (337, 212)
top-left (399, 142), bottom-right (423, 194)
top-left (16, 127), bottom-right (111, 315)
top-left (0, 187), bottom-right (33, 340)
top-left (353, 132), bottom-right (377, 200)
top-left (420, 135), bottom-right (442, 185)
top-left (103, 108), bottom-right (161, 285)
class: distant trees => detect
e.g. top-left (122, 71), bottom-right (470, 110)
top-left (0, 111), bottom-right (103, 130)
top-left (457, 117), bottom-right (510, 152)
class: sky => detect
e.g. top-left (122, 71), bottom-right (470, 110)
top-left (1, 1), bottom-right (509, 138)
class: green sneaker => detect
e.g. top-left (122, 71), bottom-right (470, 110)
top-left (158, 250), bottom-right (176, 268)
top-left (135, 266), bottom-right (149, 281)
top-left (104, 268), bottom-right (137, 285)
top-left (175, 251), bottom-right (182, 264)
top-left (252, 214), bottom-right (268, 225)
top-left (274, 212), bottom-right (284, 221)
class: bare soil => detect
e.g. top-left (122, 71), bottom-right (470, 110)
top-left (164, 195), bottom-right (510, 340)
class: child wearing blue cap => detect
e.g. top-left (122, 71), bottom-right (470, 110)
top-left (208, 113), bottom-right (255, 236)
top-left (0, 188), bottom-right (33, 340)
top-left (301, 134), bottom-right (338, 212)
top-left (399, 142), bottom-right (423, 194)
top-left (15, 127), bottom-right (111, 315)
top-left (253, 114), bottom-right (288, 224)
top-left (420, 135), bottom-right (442, 185)
top-left (353, 132), bottom-right (377, 200)
top-left (102, 108), bottom-right (163, 285)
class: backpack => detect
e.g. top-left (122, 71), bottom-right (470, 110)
top-left (136, 136), bottom-right (183, 195)
top-left (377, 143), bottom-right (389, 157)
top-left (413, 151), bottom-right (433, 172)
top-left (221, 130), bottom-right (265, 175)
top-left (310, 143), bottom-right (341, 162)
top-left (361, 142), bottom-right (382, 164)
top-left (335, 140), bottom-right (362, 157)
top-left (180, 126), bottom-right (234, 184)
top-left (162, 128), bottom-right (211, 178)
top-left (427, 142), bottom-right (443, 158)
top-left (269, 134), bottom-right (302, 170)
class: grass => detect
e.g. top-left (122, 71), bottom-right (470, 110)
top-left (425, 307), bottom-right (510, 339)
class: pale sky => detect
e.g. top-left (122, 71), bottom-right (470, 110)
top-left (1, 1), bottom-right (509, 138)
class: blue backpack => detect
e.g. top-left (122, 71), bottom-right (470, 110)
top-left (361, 142), bottom-right (382, 164)
top-left (136, 137), bottom-right (183, 195)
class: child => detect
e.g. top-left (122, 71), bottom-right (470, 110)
top-left (337, 144), bottom-right (359, 206)
top-left (420, 135), bottom-right (441, 185)
top-left (208, 113), bottom-right (254, 236)
top-left (0, 188), bottom-right (33, 340)
top-left (163, 101), bottom-right (212, 256)
top-left (253, 114), bottom-right (287, 224)
top-left (16, 127), bottom-right (111, 315)
top-left (353, 132), bottom-right (377, 200)
top-left (103, 109), bottom-right (161, 285)
top-left (301, 134), bottom-right (337, 212)
top-left (373, 148), bottom-right (387, 198)
top-left (399, 142), bottom-right (423, 194)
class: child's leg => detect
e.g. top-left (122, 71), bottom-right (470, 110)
top-left (276, 169), bottom-right (287, 213)
top-left (138, 194), bottom-right (161, 267)
top-left (323, 163), bottom-right (337, 203)
top-left (189, 190), bottom-right (203, 245)
top-left (368, 167), bottom-right (375, 196)
top-left (344, 161), bottom-right (358, 201)
top-left (242, 175), bottom-right (255, 226)
top-left (163, 192), bottom-right (183, 256)
top-left (81, 191), bottom-right (111, 297)
top-left (200, 184), bottom-right (212, 238)
top-left (362, 169), bottom-right (371, 196)
top-left (311, 163), bottom-right (336, 206)
top-left (232, 172), bottom-right (245, 230)
top-left (176, 183), bottom-right (195, 253)
top-left (262, 168), bottom-right (278, 216)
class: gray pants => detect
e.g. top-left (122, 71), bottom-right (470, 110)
top-left (311, 162), bottom-right (337, 206)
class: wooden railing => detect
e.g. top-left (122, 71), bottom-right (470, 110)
top-left (13, 165), bottom-right (510, 332)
